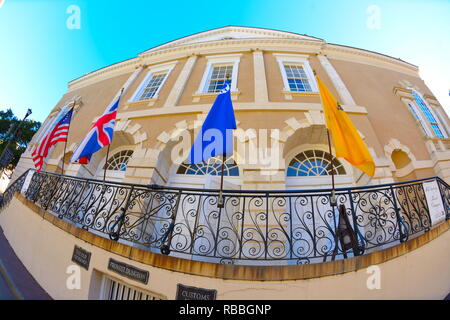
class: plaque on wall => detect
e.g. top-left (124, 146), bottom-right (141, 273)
top-left (176, 284), bottom-right (217, 300)
top-left (107, 258), bottom-right (149, 285)
top-left (423, 181), bottom-right (446, 226)
top-left (71, 245), bottom-right (91, 270)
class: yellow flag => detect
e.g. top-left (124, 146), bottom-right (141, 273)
top-left (316, 76), bottom-right (375, 177)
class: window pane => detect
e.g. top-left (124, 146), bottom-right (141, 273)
top-left (287, 150), bottom-right (346, 177)
top-left (412, 92), bottom-right (444, 138)
top-left (284, 65), bottom-right (312, 92)
top-left (138, 73), bottom-right (167, 100)
top-left (104, 150), bottom-right (134, 171)
top-left (177, 157), bottom-right (239, 176)
top-left (207, 65), bottom-right (233, 93)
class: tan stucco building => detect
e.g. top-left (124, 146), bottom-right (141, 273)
top-left (2, 26), bottom-right (450, 300)
top-left (12, 26), bottom-right (450, 188)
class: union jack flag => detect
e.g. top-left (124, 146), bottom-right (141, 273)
top-left (70, 95), bottom-right (121, 164)
top-left (32, 108), bottom-right (74, 172)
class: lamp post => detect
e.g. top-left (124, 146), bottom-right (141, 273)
top-left (0, 108), bottom-right (32, 172)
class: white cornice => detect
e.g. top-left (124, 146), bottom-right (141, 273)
top-left (67, 36), bottom-right (419, 92)
top-left (141, 26), bottom-right (323, 53)
top-left (323, 44), bottom-right (418, 76)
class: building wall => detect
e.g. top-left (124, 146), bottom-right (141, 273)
top-left (1, 195), bottom-right (449, 300)
top-left (13, 28), bottom-right (450, 186)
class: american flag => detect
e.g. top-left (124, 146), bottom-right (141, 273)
top-left (70, 94), bottom-right (121, 164)
top-left (32, 108), bottom-right (74, 172)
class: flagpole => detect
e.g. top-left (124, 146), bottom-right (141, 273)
top-left (102, 87), bottom-right (124, 186)
top-left (218, 153), bottom-right (225, 208)
top-left (103, 143), bottom-right (111, 183)
top-left (327, 129), bottom-right (337, 206)
top-left (61, 100), bottom-right (76, 175)
top-left (314, 71), bottom-right (337, 207)
top-left (217, 74), bottom-right (231, 209)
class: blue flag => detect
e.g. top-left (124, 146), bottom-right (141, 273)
top-left (188, 81), bottom-right (236, 164)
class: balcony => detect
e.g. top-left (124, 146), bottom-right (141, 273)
top-left (2, 169), bottom-right (449, 266)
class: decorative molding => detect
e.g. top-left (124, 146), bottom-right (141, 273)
top-left (196, 53), bottom-right (242, 95)
top-left (67, 33), bottom-right (419, 92)
top-left (273, 53), bottom-right (318, 95)
top-left (192, 90), bottom-right (240, 102)
top-left (252, 50), bottom-right (269, 103)
top-left (129, 61), bottom-right (178, 103)
top-left (317, 54), bottom-right (356, 106)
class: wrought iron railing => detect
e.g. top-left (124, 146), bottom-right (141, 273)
top-left (0, 169), bottom-right (29, 210)
top-left (2, 169), bottom-right (449, 265)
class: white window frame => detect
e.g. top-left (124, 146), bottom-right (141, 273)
top-left (196, 53), bottom-right (241, 94)
top-left (284, 145), bottom-right (354, 190)
top-left (434, 107), bottom-right (450, 137)
top-left (406, 101), bottom-right (433, 137)
top-left (410, 89), bottom-right (448, 139)
top-left (95, 145), bottom-right (135, 182)
top-left (99, 275), bottom-right (165, 300)
top-left (130, 61), bottom-right (177, 102)
top-left (273, 53), bottom-right (318, 93)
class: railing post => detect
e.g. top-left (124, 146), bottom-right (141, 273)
top-left (347, 190), bottom-right (364, 256)
top-left (390, 185), bottom-right (407, 243)
top-left (44, 175), bottom-right (68, 211)
top-left (161, 190), bottom-right (182, 255)
top-left (109, 186), bottom-right (134, 241)
top-left (436, 178), bottom-right (450, 221)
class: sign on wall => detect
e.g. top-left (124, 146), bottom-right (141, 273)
top-left (176, 284), bottom-right (217, 300)
top-left (71, 245), bottom-right (91, 270)
top-left (107, 259), bottom-right (149, 285)
top-left (423, 181), bottom-right (446, 226)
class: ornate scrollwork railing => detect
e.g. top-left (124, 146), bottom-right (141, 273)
top-left (0, 169), bottom-right (29, 210)
top-left (2, 169), bottom-right (449, 265)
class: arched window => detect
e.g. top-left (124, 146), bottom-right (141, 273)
top-left (287, 150), bottom-right (346, 177)
top-left (104, 150), bottom-right (134, 171)
top-left (177, 157), bottom-right (239, 176)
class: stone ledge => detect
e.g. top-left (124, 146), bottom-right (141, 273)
top-left (13, 192), bottom-right (450, 282)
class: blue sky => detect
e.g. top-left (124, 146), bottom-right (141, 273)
top-left (0, 0), bottom-right (449, 122)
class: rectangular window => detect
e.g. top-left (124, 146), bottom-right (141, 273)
top-left (102, 276), bottom-right (163, 300)
top-left (137, 73), bottom-right (167, 101)
top-left (408, 103), bottom-right (428, 135)
top-left (284, 64), bottom-right (312, 92)
top-left (431, 124), bottom-right (444, 139)
top-left (207, 65), bottom-right (233, 93)
top-left (412, 92), bottom-right (445, 138)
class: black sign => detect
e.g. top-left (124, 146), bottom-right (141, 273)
top-left (107, 259), bottom-right (149, 285)
top-left (71, 245), bottom-right (91, 270)
top-left (176, 284), bottom-right (217, 300)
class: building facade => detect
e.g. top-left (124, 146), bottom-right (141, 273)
top-left (3, 27), bottom-right (450, 300)
top-left (13, 26), bottom-right (450, 189)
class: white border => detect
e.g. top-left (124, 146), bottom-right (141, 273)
top-left (411, 90), bottom-right (448, 139)
top-left (129, 61), bottom-right (178, 102)
top-left (196, 53), bottom-right (242, 94)
top-left (273, 53), bottom-right (318, 93)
